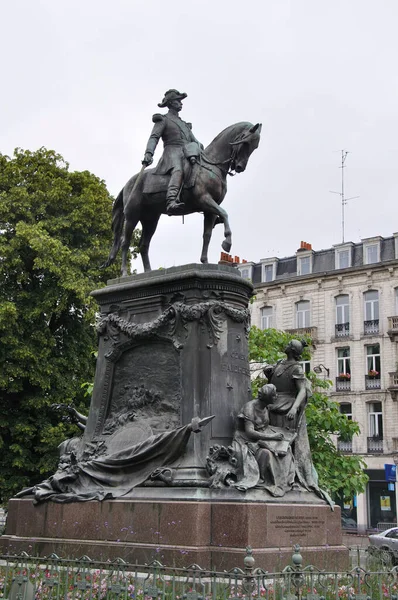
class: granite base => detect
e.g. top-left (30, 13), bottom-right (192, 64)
top-left (2, 497), bottom-right (348, 571)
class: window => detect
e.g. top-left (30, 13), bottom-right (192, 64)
top-left (364, 290), bottom-right (379, 334)
top-left (368, 402), bottom-right (383, 438)
top-left (337, 348), bottom-right (351, 376)
top-left (263, 264), bottom-right (273, 282)
top-left (240, 267), bottom-right (250, 280)
top-left (298, 256), bottom-right (311, 276)
top-left (395, 288), bottom-right (398, 315)
top-left (338, 403), bottom-right (353, 451)
top-left (364, 290), bottom-right (379, 320)
top-left (386, 530), bottom-right (398, 539)
top-left (334, 244), bottom-right (353, 270)
top-left (296, 300), bottom-right (310, 328)
top-left (261, 307), bottom-right (273, 330)
top-left (340, 403), bottom-right (352, 420)
top-left (338, 250), bottom-right (350, 269)
top-left (260, 258), bottom-right (278, 283)
top-left (336, 295), bottom-right (350, 324)
top-left (366, 244), bottom-right (379, 265)
top-left (300, 361), bottom-right (311, 374)
top-left (367, 344), bottom-right (381, 375)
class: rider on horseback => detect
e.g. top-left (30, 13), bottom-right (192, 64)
top-left (142, 89), bottom-right (203, 215)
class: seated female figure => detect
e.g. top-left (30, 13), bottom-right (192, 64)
top-left (233, 384), bottom-right (296, 497)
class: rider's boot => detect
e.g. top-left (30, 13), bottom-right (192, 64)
top-left (166, 170), bottom-right (184, 215)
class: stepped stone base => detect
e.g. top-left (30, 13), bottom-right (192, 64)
top-left (2, 497), bottom-right (348, 571)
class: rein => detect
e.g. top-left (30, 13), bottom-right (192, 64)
top-left (201, 143), bottom-right (239, 177)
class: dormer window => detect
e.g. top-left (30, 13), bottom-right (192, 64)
top-left (338, 250), bottom-right (350, 269)
top-left (394, 233), bottom-right (398, 259)
top-left (263, 264), bottom-right (273, 282)
top-left (260, 258), bottom-right (278, 283)
top-left (298, 255), bottom-right (311, 276)
top-left (333, 242), bottom-right (353, 270)
top-left (366, 244), bottom-right (379, 264)
top-left (238, 262), bottom-right (253, 280)
top-left (296, 242), bottom-right (313, 276)
top-left (362, 236), bottom-right (382, 265)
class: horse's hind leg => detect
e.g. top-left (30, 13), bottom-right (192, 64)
top-left (140, 215), bottom-right (161, 272)
top-left (120, 213), bottom-right (140, 277)
top-left (200, 213), bottom-right (217, 263)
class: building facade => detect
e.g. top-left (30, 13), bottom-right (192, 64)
top-left (237, 234), bottom-right (398, 532)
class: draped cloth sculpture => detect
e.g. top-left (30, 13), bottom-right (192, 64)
top-left (17, 418), bottom-right (213, 504)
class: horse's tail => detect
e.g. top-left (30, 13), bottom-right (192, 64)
top-left (100, 189), bottom-right (125, 269)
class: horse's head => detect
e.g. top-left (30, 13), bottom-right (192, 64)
top-left (230, 123), bottom-right (262, 173)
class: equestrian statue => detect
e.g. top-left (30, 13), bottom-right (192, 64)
top-left (102, 89), bottom-right (261, 276)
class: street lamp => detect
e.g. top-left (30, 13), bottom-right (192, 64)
top-left (313, 364), bottom-right (330, 378)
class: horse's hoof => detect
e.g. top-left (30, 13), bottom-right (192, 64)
top-left (200, 258), bottom-right (208, 264)
top-left (222, 240), bottom-right (231, 253)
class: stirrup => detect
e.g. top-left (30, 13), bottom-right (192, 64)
top-left (166, 200), bottom-right (185, 215)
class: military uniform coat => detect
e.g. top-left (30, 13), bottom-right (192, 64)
top-left (145, 112), bottom-right (201, 175)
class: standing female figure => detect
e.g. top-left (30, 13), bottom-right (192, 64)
top-left (264, 339), bottom-right (331, 504)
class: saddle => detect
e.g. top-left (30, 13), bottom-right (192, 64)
top-left (142, 158), bottom-right (199, 195)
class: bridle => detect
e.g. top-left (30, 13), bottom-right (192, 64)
top-left (201, 129), bottom-right (254, 176)
top-left (200, 148), bottom-right (239, 177)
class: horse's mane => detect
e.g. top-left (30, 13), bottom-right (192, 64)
top-left (205, 121), bottom-right (254, 155)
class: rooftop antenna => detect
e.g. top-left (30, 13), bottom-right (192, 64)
top-left (330, 150), bottom-right (359, 243)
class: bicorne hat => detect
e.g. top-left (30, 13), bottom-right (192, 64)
top-left (158, 89), bottom-right (187, 108)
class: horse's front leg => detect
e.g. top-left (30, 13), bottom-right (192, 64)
top-left (199, 194), bottom-right (232, 254)
top-left (200, 213), bottom-right (217, 263)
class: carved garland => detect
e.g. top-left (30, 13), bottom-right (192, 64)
top-left (97, 300), bottom-right (250, 352)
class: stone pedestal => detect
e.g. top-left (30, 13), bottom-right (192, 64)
top-left (2, 264), bottom-right (348, 570)
top-left (3, 496), bottom-right (348, 570)
top-left (83, 263), bottom-right (253, 483)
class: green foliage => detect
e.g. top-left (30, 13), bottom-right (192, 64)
top-left (249, 326), bottom-right (368, 500)
top-left (0, 148), bottom-right (140, 503)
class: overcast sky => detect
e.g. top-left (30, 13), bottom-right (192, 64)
top-left (2, 1), bottom-right (398, 273)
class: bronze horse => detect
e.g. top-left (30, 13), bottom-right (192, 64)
top-left (103, 121), bottom-right (261, 276)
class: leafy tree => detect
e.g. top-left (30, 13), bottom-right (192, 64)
top-left (0, 148), bottom-right (140, 503)
top-left (249, 326), bottom-right (368, 500)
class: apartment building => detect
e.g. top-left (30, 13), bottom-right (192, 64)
top-left (236, 233), bottom-right (398, 532)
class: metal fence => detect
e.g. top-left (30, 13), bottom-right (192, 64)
top-left (2, 545), bottom-right (398, 600)
top-left (377, 522), bottom-right (397, 532)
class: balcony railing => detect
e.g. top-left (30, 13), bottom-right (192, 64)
top-left (365, 374), bottom-right (381, 390)
top-left (285, 326), bottom-right (318, 340)
top-left (337, 439), bottom-right (353, 453)
top-left (388, 372), bottom-right (398, 400)
top-left (367, 436), bottom-right (383, 453)
top-left (390, 372), bottom-right (398, 388)
top-left (387, 316), bottom-right (398, 341)
top-left (336, 377), bottom-right (351, 392)
top-left (364, 319), bottom-right (379, 335)
top-left (335, 322), bottom-right (350, 338)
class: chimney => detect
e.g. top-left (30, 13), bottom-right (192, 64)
top-left (298, 241), bottom-right (312, 252)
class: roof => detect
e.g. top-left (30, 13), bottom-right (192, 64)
top-left (249, 235), bottom-right (396, 285)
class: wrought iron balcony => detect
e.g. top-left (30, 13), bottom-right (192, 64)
top-left (335, 322), bottom-right (350, 337)
top-left (364, 319), bottom-right (379, 335)
top-left (387, 316), bottom-right (398, 341)
top-left (365, 374), bottom-right (381, 390)
top-left (367, 436), bottom-right (383, 453)
top-left (337, 439), bottom-right (353, 453)
top-left (285, 326), bottom-right (318, 341)
top-left (335, 377), bottom-right (351, 392)
top-left (390, 372), bottom-right (398, 388)
top-left (388, 372), bottom-right (398, 401)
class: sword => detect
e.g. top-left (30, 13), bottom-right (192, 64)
top-left (131, 162), bottom-right (148, 196)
